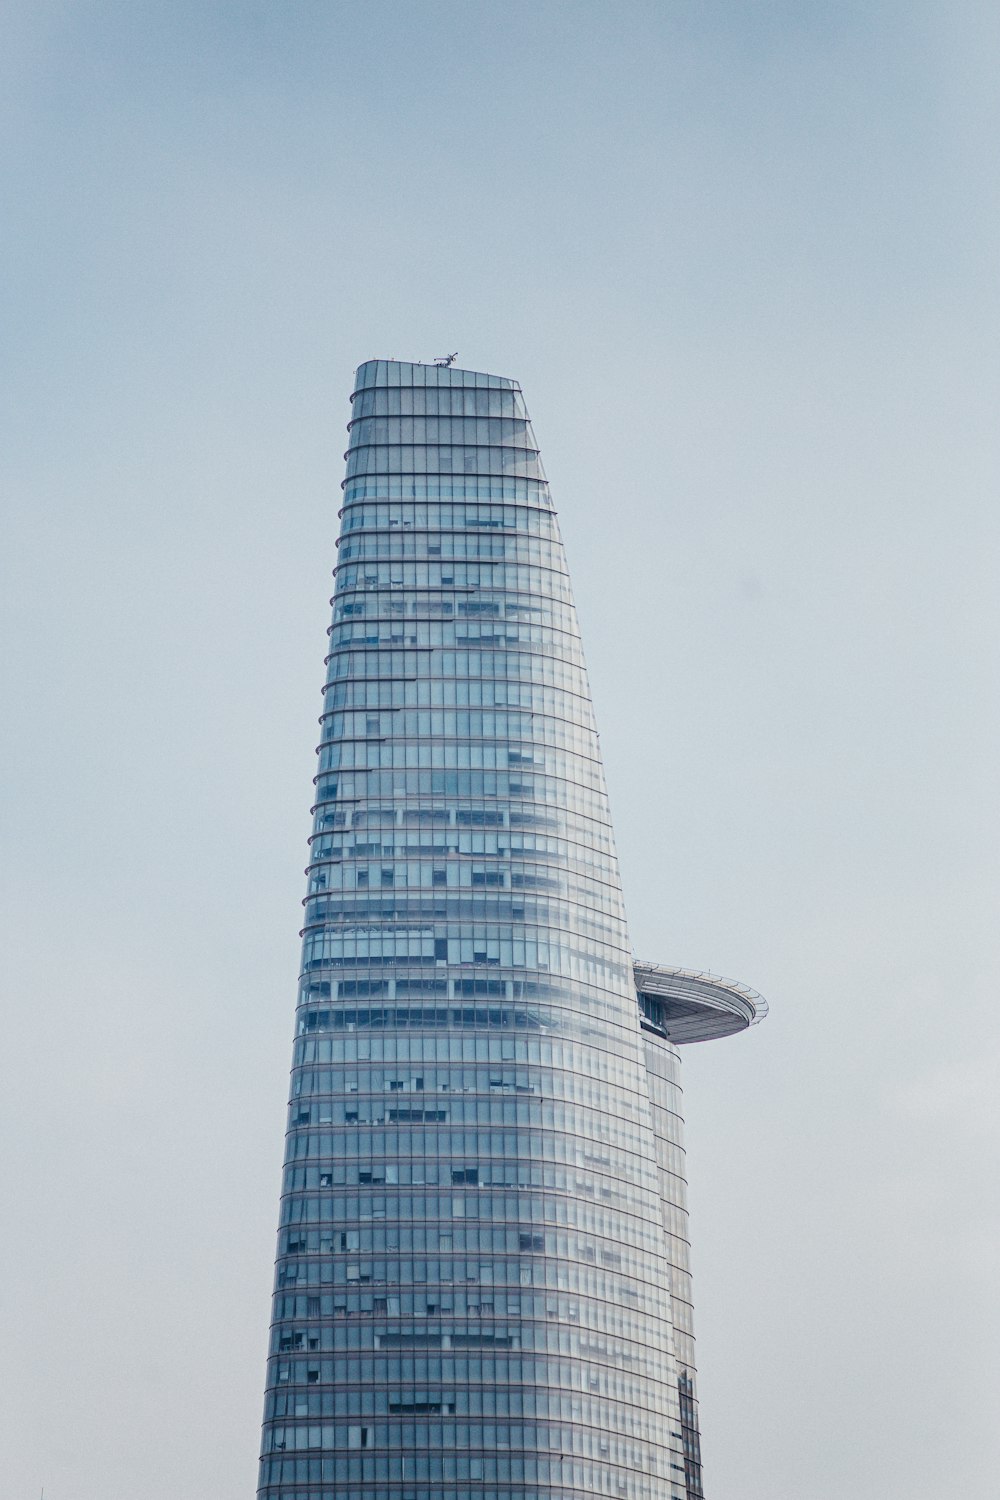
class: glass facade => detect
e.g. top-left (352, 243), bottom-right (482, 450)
top-left (257, 360), bottom-right (764, 1500)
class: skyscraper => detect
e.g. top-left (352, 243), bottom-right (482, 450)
top-left (256, 358), bottom-right (765, 1500)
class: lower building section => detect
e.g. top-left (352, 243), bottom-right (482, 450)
top-left (258, 964), bottom-right (766, 1500)
top-left (636, 966), bottom-right (766, 1500)
top-left (258, 983), bottom-right (692, 1500)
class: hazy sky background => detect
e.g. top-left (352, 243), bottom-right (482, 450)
top-left (2, 3), bottom-right (998, 1497)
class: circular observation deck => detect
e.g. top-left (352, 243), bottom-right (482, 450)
top-left (634, 962), bottom-right (767, 1045)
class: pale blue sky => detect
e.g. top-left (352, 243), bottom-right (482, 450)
top-left (3, 4), bottom-right (998, 1498)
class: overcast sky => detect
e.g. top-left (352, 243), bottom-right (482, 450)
top-left (2, 3), bottom-right (999, 1497)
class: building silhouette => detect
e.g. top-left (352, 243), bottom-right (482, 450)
top-left (256, 359), bottom-right (765, 1500)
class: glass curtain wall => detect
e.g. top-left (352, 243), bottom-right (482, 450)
top-left (257, 360), bottom-right (690, 1500)
top-left (640, 1033), bottom-right (703, 1500)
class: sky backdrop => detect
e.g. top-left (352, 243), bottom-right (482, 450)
top-left (2, 3), bottom-right (999, 1498)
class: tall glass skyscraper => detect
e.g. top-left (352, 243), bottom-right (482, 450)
top-left (256, 359), bottom-right (765, 1500)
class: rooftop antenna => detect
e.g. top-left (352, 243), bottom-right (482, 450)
top-left (434, 352), bottom-right (458, 367)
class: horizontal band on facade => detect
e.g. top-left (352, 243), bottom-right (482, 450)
top-left (353, 360), bottom-right (521, 392)
top-left (332, 561), bottom-right (570, 584)
top-left (346, 419), bottom-right (538, 444)
top-left (341, 478), bottom-right (553, 501)
top-left (338, 496), bottom-right (554, 518)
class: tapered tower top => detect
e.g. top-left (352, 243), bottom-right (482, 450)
top-left (353, 357), bottom-right (521, 391)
